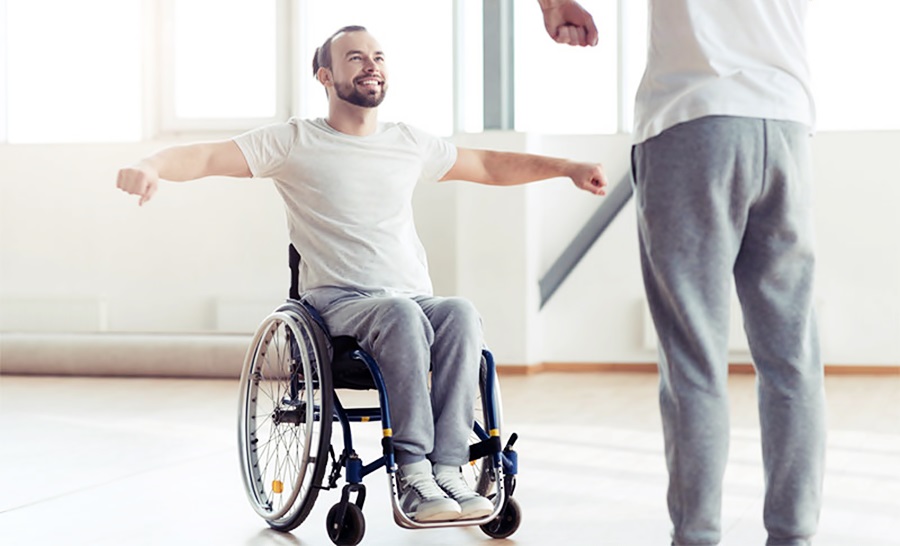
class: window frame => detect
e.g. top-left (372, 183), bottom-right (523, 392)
top-left (155, 0), bottom-right (294, 136)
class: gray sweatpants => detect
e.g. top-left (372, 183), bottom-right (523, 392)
top-left (632, 116), bottom-right (827, 546)
top-left (303, 287), bottom-right (483, 467)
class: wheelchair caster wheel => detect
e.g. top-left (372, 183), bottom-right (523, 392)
top-left (326, 502), bottom-right (365, 546)
top-left (480, 496), bottom-right (521, 539)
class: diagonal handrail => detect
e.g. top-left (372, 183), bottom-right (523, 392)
top-left (539, 172), bottom-right (634, 308)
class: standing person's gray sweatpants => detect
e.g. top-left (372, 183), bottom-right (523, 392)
top-left (631, 116), bottom-right (827, 546)
top-left (303, 287), bottom-right (483, 467)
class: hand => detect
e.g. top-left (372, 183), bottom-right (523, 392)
top-left (568, 162), bottom-right (608, 196)
top-left (540, 0), bottom-right (598, 47)
top-left (116, 164), bottom-right (159, 206)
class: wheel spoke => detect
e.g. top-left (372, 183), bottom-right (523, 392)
top-left (238, 309), bottom-right (334, 530)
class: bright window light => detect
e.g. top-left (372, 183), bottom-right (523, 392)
top-left (171, 0), bottom-right (276, 119)
top-left (807, 0), bottom-right (900, 131)
top-left (514, 0), bottom-right (618, 135)
top-left (5, 0), bottom-right (142, 143)
top-left (459, 0), bottom-right (484, 134)
top-left (1, 0), bottom-right (8, 143)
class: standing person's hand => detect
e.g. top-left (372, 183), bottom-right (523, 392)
top-left (539, 0), bottom-right (599, 47)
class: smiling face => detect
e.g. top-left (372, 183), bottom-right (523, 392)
top-left (325, 30), bottom-right (388, 108)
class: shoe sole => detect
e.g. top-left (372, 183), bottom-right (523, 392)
top-left (412, 509), bottom-right (463, 522)
top-left (459, 508), bottom-right (493, 520)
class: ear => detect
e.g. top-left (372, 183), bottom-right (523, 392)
top-left (316, 67), bottom-right (333, 87)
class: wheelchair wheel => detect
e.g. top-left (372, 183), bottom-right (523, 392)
top-left (237, 304), bottom-right (334, 532)
top-left (480, 496), bottom-right (521, 539)
top-left (325, 502), bottom-right (366, 546)
top-left (463, 353), bottom-right (504, 497)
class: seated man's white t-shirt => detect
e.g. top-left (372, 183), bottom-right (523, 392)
top-left (234, 118), bottom-right (457, 297)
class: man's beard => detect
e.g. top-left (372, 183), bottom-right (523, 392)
top-left (334, 79), bottom-right (386, 108)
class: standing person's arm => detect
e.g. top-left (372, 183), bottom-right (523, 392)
top-left (440, 148), bottom-right (608, 196)
top-left (537, 0), bottom-right (599, 47)
top-left (116, 140), bottom-right (251, 206)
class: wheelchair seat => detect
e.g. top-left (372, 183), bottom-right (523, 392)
top-left (330, 335), bottom-right (378, 390)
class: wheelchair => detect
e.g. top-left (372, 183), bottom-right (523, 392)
top-left (236, 246), bottom-right (521, 546)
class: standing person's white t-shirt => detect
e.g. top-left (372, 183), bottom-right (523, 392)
top-left (233, 118), bottom-right (457, 297)
top-left (633, 0), bottom-right (815, 144)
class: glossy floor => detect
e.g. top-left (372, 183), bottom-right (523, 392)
top-left (1, 372), bottom-right (898, 546)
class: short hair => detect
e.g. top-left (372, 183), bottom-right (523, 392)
top-left (313, 25), bottom-right (368, 75)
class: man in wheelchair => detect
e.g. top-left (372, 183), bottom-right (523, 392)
top-left (117, 25), bottom-right (607, 523)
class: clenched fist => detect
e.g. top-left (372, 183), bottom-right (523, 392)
top-left (116, 164), bottom-right (159, 206)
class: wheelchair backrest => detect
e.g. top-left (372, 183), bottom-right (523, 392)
top-left (289, 243), bottom-right (302, 300)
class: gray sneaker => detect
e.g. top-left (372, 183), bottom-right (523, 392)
top-left (433, 464), bottom-right (495, 519)
top-left (398, 460), bottom-right (462, 522)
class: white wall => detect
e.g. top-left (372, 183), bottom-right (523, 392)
top-left (0, 141), bottom-right (288, 333)
top-left (1, 131), bottom-right (898, 367)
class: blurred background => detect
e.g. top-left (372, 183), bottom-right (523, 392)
top-left (1, 0), bottom-right (898, 372)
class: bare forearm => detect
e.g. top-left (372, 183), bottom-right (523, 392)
top-left (477, 150), bottom-right (577, 186)
top-left (117, 140), bottom-right (249, 205)
top-left (445, 148), bottom-right (608, 196)
top-left (136, 143), bottom-right (220, 182)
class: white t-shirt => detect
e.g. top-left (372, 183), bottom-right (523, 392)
top-left (233, 118), bottom-right (457, 297)
top-left (633, 0), bottom-right (815, 144)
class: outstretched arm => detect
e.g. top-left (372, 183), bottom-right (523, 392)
top-left (116, 140), bottom-right (251, 206)
top-left (538, 0), bottom-right (599, 47)
top-left (440, 147), bottom-right (608, 196)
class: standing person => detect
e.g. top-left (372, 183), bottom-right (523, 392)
top-left (539, 1), bottom-right (826, 545)
top-left (117, 25), bottom-right (607, 523)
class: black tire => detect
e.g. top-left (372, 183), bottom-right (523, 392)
top-left (326, 502), bottom-right (366, 546)
top-left (237, 302), bottom-right (334, 532)
top-left (480, 496), bottom-right (521, 539)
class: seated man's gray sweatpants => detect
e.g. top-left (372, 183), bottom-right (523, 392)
top-left (303, 287), bottom-right (483, 467)
top-left (632, 116), bottom-right (827, 546)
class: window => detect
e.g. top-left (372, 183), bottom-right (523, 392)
top-left (807, 0), bottom-right (900, 131)
top-left (7, 1), bottom-right (893, 143)
top-left (160, 0), bottom-right (286, 132)
top-left (0, 0), bottom-right (7, 143)
top-left (514, 0), bottom-right (619, 135)
top-left (299, 0), bottom-right (456, 136)
top-left (3, 0), bottom-right (142, 143)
